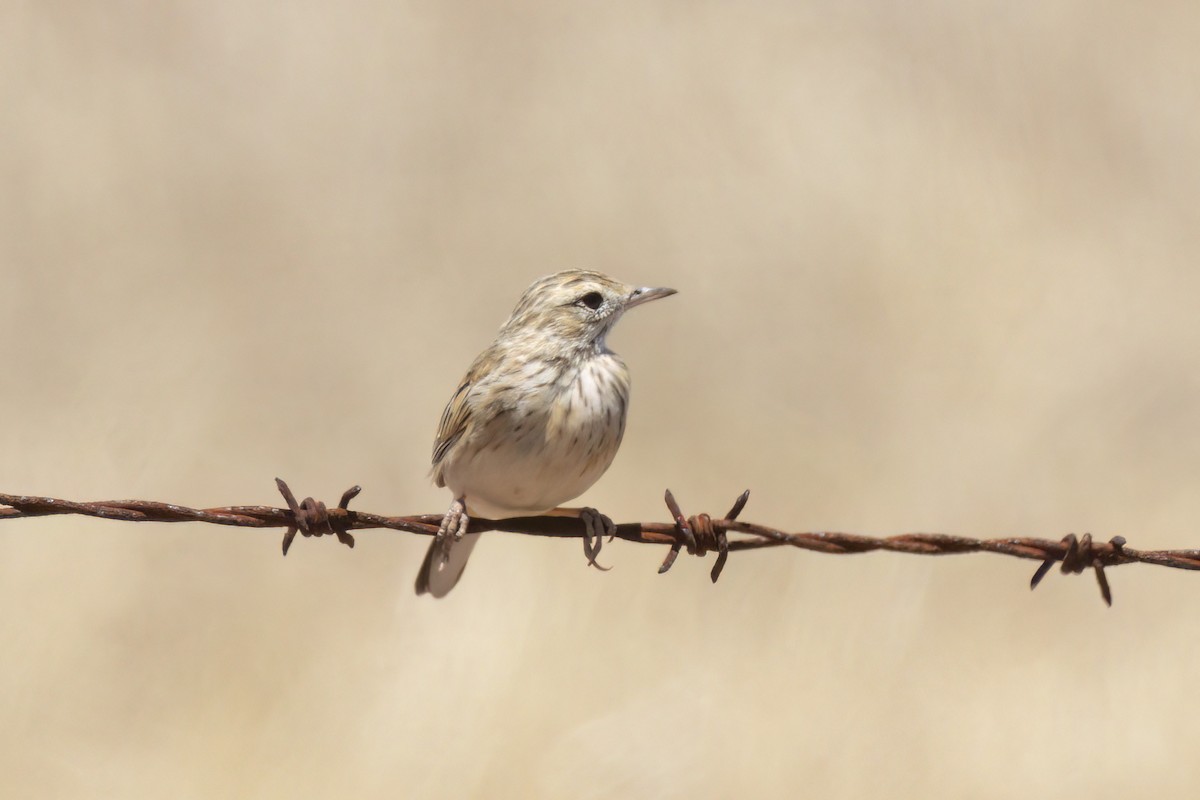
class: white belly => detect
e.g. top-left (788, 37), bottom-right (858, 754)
top-left (441, 357), bottom-right (629, 519)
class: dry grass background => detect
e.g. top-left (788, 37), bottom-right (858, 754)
top-left (3, 1), bottom-right (1200, 797)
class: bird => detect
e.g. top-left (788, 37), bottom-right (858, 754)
top-left (415, 269), bottom-right (677, 597)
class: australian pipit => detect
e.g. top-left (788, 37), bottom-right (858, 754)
top-left (415, 270), bottom-right (676, 597)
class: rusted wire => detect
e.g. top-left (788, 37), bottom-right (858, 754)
top-left (276, 478), bottom-right (360, 556)
top-left (3, 480), bottom-right (1200, 605)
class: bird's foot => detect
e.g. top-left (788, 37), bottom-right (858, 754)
top-left (435, 497), bottom-right (469, 567)
top-left (580, 507), bottom-right (615, 571)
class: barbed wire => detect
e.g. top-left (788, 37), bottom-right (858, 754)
top-left (3, 479), bottom-right (1199, 605)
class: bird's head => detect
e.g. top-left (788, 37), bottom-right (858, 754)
top-left (500, 270), bottom-right (676, 354)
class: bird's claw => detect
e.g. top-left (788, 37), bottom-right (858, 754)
top-left (435, 497), bottom-right (469, 567)
top-left (580, 507), bottom-right (615, 571)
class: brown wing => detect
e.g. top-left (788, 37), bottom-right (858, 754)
top-left (431, 381), bottom-right (470, 478)
top-left (430, 351), bottom-right (493, 486)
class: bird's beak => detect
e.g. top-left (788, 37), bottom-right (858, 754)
top-left (624, 286), bottom-right (677, 309)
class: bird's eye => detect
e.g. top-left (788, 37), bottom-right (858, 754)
top-left (576, 291), bottom-right (604, 310)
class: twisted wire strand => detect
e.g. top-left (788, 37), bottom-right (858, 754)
top-left (3, 480), bottom-right (1199, 605)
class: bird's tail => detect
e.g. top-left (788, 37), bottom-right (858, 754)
top-left (414, 532), bottom-right (481, 597)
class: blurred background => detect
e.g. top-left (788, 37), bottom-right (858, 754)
top-left (3, 1), bottom-right (1200, 797)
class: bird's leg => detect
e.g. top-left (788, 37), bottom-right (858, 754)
top-left (548, 506), bottom-right (614, 571)
top-left (435, 496), bottom-right (469, 567)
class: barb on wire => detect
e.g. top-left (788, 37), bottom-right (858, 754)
top-left (3, 479), bottom-right (1200, 605)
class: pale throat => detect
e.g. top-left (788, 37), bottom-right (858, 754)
top-left (507, 318), bottom-right (620, 364)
